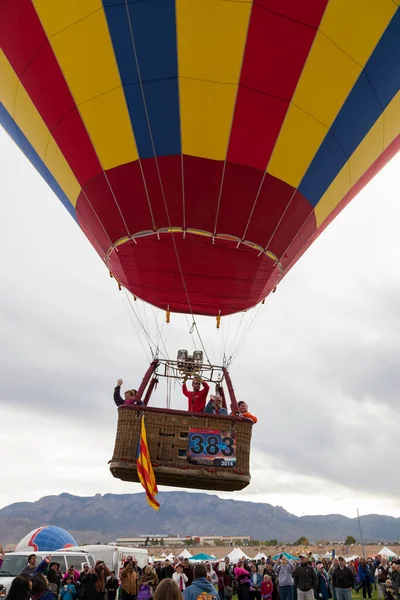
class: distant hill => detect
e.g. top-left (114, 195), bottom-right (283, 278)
top-left (0, 492), bottom-right (399, 546)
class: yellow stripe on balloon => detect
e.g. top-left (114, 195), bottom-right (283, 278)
top-left (267, 0), bottom-right (396, 188)
top-left (320, 0), bottom-right (396, 66)
top-left (33, 1), bottom-right (138, 170)
top-left (176, 0), bottom-right (251, 161)
top-left (315, 91), bottom-right (400, 228)
top-left (0, 50), bottom-right (80, 207)
top-left (0, 51), bottom-right (18, 116)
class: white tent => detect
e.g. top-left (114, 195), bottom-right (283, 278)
top-left (178, 549), bottom-right (193, 559)
top-left (227, 547), bottom-right (251, 563)
top-left (345, 555), bottom-right (358, 563)
top-left (253, 552), bottom-right (267, 560)
top-left (166, 553), bottom-right (175, 561)
top-left (378, 546), bottom-right (397, 558)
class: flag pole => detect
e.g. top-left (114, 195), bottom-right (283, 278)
top-left (357, 508), bottom-right (366, 558)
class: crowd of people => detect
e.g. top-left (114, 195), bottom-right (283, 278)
top-left (113, 377), bottom-right (257, 423)
top-left (2, 548), bottom-right (399, 600)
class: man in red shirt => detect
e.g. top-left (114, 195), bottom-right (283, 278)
top-left (182, 376), bottom-right (209, 412)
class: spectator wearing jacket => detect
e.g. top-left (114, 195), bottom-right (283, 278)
top-left (183, 564), bottom-right (218, 600)
top-left (114, 379), bottom-right (142, 407)
top-left (294, 555), bottom-right (317, 600)
top-left (79, 566), bottom-right (98, 600)
top-left (315, 564), bottom-right (330, 600)
top-left (249, 565), bottom-right (263, 600)
top-left (376, 560), bottom-right (390, 600)
top-left (235, 562), bottom-right (251, 600)
top-left (332, 558), bottom-right (355, 600)
top-left (63, 566), bottom-right (81, 585)
top-left (120, 560), bottom-right (139, 600)
top-left (61, 576), bottom-right (77, 600)
top-left (358, 559), bottom-right (372, 599)
top-left (274, 557), bottom-right (294, 600)
top-left (215, 564), bottom-right (234, 600)
top-left (261, 575), bottom-right (273, 600)
top-left (235, 402), bottom-right (257, 424)
top-left (94, 560), bottom-right (111, 599)
top-left (105, 572), bottom-right (119, 600)
top-left (31, 573), bottom-right (56, 600)
top-left (159, 559), bottom-right (174, 581)
top-left (182, 558), bottom-right (194, 586)
top-left (47, 562), bottom-right (62, 595)
top-left (204, 395), bottom-right (228, 415)
top-left (390, 560), bottom-right (400, 600)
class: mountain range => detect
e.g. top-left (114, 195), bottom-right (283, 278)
top-left (0, 492), bottom-right (399, 546)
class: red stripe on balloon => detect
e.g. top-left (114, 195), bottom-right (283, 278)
top-left (255, 0), bottom-right (329, 29)
top-left (1, 0), bottom-right (102, 187)
top-left (227, 3), bottom-right (324, 171)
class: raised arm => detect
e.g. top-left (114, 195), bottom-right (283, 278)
top-left (114, 378), bottom-right (124, 407)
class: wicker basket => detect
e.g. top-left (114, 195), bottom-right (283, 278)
top-left (109, 405), bottom-right (253, 491)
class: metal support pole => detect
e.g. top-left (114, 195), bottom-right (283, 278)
top-left (135, 360), bottom-right (158, 402)
top-left (143, 377), bottom-right (158, 406)
top-left (223, 367), bottom-right (238, 414)
top-left (357, 508), bottom-right (366, 558)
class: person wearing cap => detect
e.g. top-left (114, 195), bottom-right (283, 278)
top-left (182, 375), bottom-right (210, 412)
top-left (172, 563), bottom-right (188, 592)
top-left (332, 558), bottom-right (355, 600)
top-left (183, 564), bottom-right (218, 600)
top-left (293, 555), bottom-right (317, 600)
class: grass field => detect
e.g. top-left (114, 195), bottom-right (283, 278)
top-left (352, 589), bottom-right (379, 600)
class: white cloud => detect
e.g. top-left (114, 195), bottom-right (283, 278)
top-left (1, 127), bottom-right (400, 520)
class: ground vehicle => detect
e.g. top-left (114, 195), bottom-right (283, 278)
top-left (0, 550), bottom-right (95, 598)
top-left (65, 545), bottom-right (149, 578)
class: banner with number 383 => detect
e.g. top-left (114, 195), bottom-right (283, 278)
top-left (187, 429), bottom-right (236, 467)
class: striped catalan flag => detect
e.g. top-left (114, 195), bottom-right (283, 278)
top-left (136, 415), bottom-right (160, 511)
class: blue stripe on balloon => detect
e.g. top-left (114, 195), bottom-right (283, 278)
top-left (103, 0), bottom-right (181, 159)
top-left (299, 8), bottom-right (400, 207)
top-left (0, 103), bottom-right (77, 222)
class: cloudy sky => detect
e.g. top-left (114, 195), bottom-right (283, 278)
top-left (0, 127), bottom-right (399, 520)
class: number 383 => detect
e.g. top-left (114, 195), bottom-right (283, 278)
top-left (190, 434), bottom-right (234, 457)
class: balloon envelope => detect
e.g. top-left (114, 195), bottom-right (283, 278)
top-left (1, 1), bottom-right (399, 316)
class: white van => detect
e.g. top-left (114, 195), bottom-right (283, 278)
top-left (0, 550), bottom-right (95, 598)
top-left (64, 545), bottom-right (149, 578)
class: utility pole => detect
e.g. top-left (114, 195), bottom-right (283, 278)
top-left (357, 509), bottom-right (366, 558)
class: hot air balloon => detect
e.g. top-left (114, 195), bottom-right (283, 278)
top-left (1, 1), bottom-right (399, 492)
